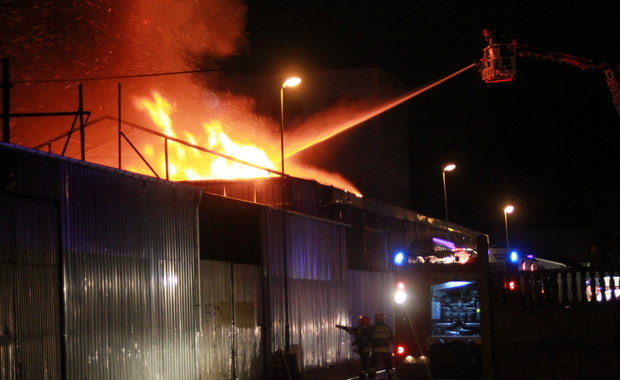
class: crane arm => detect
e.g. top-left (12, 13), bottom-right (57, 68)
top-left (515, 43), bottom-right (604, 71)
top-left (480, 30), bottom-right (620, 118)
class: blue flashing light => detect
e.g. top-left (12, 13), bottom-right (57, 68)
top-left (394, 252), bottom-right (406, 266)
top-left (509, 251), bottom-right (519, 263)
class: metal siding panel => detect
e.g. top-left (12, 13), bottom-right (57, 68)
top-left (265, 209), bottom-right (350, 371)
top-left (2, 147), bottom-right (64, 201)
top-left (0, 194), bottom-right (61, 379)
top-left (198, 261), bottom-right (263, 380)
top-left (289, 279), bottom-right (350, 371)
top-left (199, 260), bottom-right (233, 380)
top-left (347, 270), bottom-right (395, 335)
top-left (264, 209), bottom-right (286, 356)
top-left (56, 160), bottom-right (200, 379)
top-left (232, 263), bottom-right (263, 380)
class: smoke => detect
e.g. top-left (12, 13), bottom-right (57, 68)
top-left (0, 0), bottom-right (363, 194)
top-left (1, 0), bottom-right (250, 148)
top-left (1, 0), bottom-right (248, 80)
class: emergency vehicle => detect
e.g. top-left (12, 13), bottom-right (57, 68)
top-left (392, 238), bottom-right (485, 379)
top-left (391, 236), bottom-right (573, 380)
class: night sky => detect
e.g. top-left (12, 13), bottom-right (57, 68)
top-left (243, 1), bottom-right (620, 241)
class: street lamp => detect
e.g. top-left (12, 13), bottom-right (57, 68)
top-left (280, 76), bottom-right (301, 356)
top-left (442, 163), bottom-right (456, 222)
top-left (503, 205), bottom-right (514, 248)
top-left (280, 77), bottom-right (301, 180)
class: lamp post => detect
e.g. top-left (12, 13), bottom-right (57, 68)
top-left (503, 205), bottom-right (514, 248)
top-left (442, 163), bottom-right (456, 222)
top-left (280, 76), bottom-right (301, 356)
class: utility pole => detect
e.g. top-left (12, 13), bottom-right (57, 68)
top-left (2, 58), bottom-right (12, 143)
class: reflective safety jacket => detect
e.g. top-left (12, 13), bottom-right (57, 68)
top-left (367, 321), bottom-right (393, 353)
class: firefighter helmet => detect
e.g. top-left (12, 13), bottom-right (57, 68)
top-left (375, 311), bottom-right (386, 322)
top-left (358, 315), bottom-right (370, 326)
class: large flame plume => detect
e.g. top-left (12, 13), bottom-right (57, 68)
top-left (133, 92), bottom-right (275, 180)
top-left (1, 0), bottom-right (362, 196)
top-left (131, 91), bottom-right (362, 195)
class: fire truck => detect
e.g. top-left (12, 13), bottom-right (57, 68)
top-left (391, 238), bottom-right (486, 380)
top-left (390, 237), bottom-right (555, 379)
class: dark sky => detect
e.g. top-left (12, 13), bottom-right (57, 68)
top-left (243, 1), bottom-right (620, 237)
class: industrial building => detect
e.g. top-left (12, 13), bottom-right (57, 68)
top-left (0, 142), bottom-right (482, 379)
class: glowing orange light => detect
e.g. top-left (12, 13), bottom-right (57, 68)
top-left (454, 250), bottom-right (470, 264)
top-left (132, 91), bottom-right (363, 196)
top-left (134, 92), bottom-right (275, 180)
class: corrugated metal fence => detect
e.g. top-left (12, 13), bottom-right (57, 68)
top-left (0, 193), bottom-right (61, 379)
top-left (265, 210), bottom-right (351, 372)
top-left (1, 144), bottom-right (202, 380)
top-left (61, 164), bottom-right (201, 380)
top-left (199, 261), bottom-right (262, 380)
top-left (198, 209), bottom-right (394, 379)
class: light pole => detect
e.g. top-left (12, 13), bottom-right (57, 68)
top-left (280, 76), bottom-right (301, 356)
top-left (503, 205), bottom-right (514, 248)
top-left (442, 163), bottom-right (456, 222)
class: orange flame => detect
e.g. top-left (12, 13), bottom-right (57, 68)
top-left (134, 92), bottom-right (275, 180)
top-left (132, 91), bottom-right (362, 196)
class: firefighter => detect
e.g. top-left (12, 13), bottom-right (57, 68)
top-left (353, 315), bottom-right (371, 380)
top-left (367, 312), bottom-right (395, 380)
top-left (336, 315), bottom-right (371, 379)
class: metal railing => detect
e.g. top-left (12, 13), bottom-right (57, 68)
top-left (492, 266), bottom-right (620, 309)
top-left (1, 60), bottom-right (280, 181)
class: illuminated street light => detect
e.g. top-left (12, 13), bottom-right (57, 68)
top-left (442, 163), bottom-right (456, 222)
top-left (503, 205), bottom-right (514, 248)
top-left (280, 77), bottom-right (301, 180)
top-left (280, 76), bottom-right (301, 356)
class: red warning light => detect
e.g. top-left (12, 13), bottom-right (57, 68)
top-left (506, 280), bottom-right (518, 291)
top-left (396, 345), bottom-right (406, 355)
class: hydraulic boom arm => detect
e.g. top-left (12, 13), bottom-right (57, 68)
top-left (479, 29), bottom-right (620, 118)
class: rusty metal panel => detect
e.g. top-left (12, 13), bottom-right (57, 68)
top-left (0, 194), bottom-right (61, 379)
top-left (199, 260), bottom-right (262, 380)
top-left (264, 208), bottom-right (351, 371)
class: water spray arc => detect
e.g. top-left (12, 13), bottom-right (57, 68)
top-left (284, 63), bottom-right (477, 160)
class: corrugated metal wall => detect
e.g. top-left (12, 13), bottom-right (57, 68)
top-left (347, 270), bottom-right (395, 327)
top-left (61, 164), bottom-right (201, 380)
top-left (1, 144), bottom-right (483, 379)
top-left (264, 210), bottom-right (351, 371)
top-left (1, 144), bottom-right (203, 380)
top-left (0, 193), bottom-right (62, 379)
top-left (199, 260), bottom-right (262, 380)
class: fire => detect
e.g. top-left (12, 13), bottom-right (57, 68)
top-left (132, 91), bottom-right (362, 196)
top-left (203, 120), bottom-right (275, 179)
top-left (134, 92), bottom-right (275, 180)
